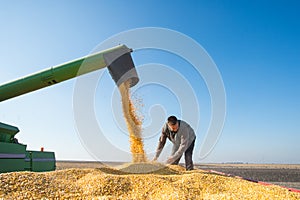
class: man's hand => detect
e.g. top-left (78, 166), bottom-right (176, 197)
top-left (166, 157), bottom-right (174, 164)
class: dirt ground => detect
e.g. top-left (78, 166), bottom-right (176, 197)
top-left (196, 163), bottom-right (300, 190)
top-left (56, 161), bottom-right (300, 190)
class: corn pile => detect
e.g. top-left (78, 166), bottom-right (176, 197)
top-left (116, 162), bottom-right (182, 174)
top-left (119, 81), bottom-right (147, 163)
top-left (1, 164), bottom-right (299, 199)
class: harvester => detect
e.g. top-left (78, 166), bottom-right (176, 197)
top-left (0, 45), bottom-right (139, 172)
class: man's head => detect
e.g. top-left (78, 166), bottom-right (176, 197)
top-left (167, 116), bottom-right (179, 132)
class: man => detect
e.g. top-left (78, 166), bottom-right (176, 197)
top-left (153, 116), bottom-right (196, 170)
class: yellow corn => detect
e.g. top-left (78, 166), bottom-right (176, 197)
top-left (1, 164), bottom-right (299, 199)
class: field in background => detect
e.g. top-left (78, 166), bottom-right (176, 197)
top-left (197, 163), bottom-right (300, 190)
top-left (56, 161), bottom-right (300, 190)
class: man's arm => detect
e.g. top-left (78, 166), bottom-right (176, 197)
top-left (167, 127), bottom-right (192, 164)
top-left (153, 128), bottom-right (167, 160)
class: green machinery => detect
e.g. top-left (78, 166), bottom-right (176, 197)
top-left (0, 45), bottom-right (139, 173)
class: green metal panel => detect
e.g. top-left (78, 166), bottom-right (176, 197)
top-left (0, 142), bottom-right (26, 173)
top-left (30, 151), bottom-right (56, 172)
top-left (0, 122), bottom-right (19, 142)
top-left (24, 151), bottom-right (32, 171)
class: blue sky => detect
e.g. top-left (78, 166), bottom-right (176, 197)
top-left (0, 1), bottom-right (299, 163)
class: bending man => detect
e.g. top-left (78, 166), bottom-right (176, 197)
top-left (153, 116), bottom-right (196, 170)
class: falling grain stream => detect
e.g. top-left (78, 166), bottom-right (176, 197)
top-left (118, 80), bottom-right (147, 163)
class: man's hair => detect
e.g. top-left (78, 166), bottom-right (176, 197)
top-left (167, 116), bottom-right (178, 125)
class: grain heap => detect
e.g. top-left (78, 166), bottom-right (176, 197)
top-left (1, 165), bottom-right (300, 199)
top-left (119, 80), bottom-right (147, 163)
top-left (116, 162), bottom-right (180, 174)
